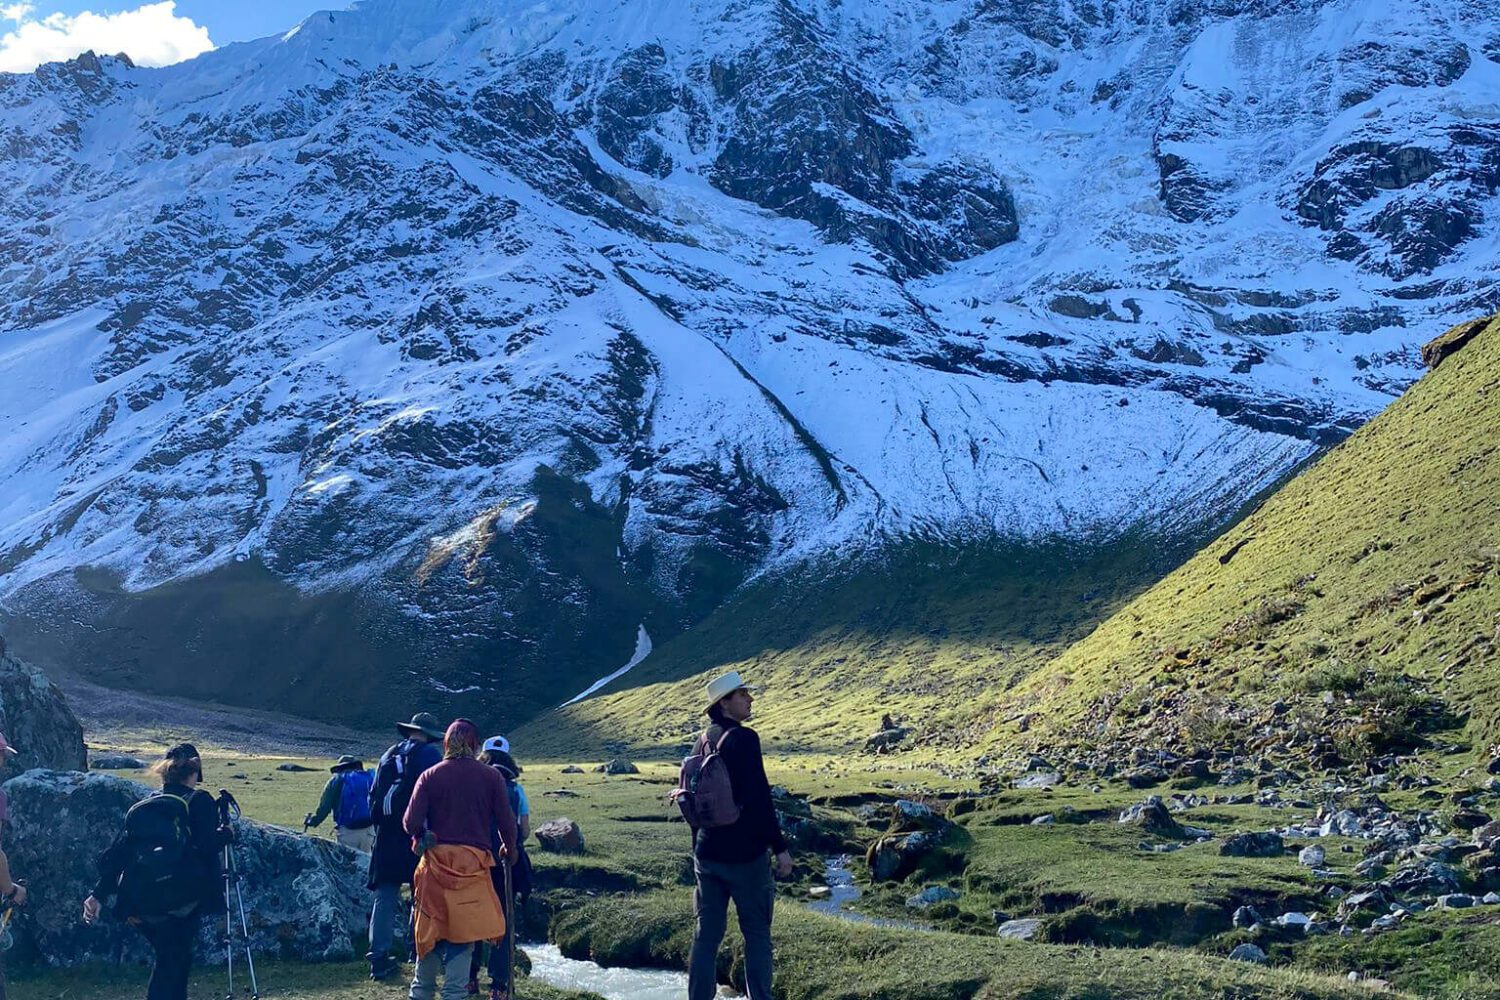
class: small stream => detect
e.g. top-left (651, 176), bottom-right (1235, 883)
top-left (528, 942), bottom-right (688, 1000)
top-left (526, 856), bottom-right (915, 998)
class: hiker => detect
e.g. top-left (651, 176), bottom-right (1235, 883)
top-left (0, 734), bottom-right (29, 1000)
top-left (83, 743), bottom-right (225, 1000)
top-left (467, 735), bottom-right (534, 998)
top-left (683, 672), bottom-right (792, 1000)
top-left (304, 754), bottom-right (376, 853)
top-left (403, 719), bottom-right (518, 1000)
top-left (367, 712), bottom-right (446, 981)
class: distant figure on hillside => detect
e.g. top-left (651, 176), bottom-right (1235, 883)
top-left (681, 671), bottom-right (792, 1000)
top-left (403, 719), bottom-right (517, 1000)
top-left (366, 712), bottom-right (445, 981)
top-left (304, 755), bottom-right (376, 853)
top-left (0, 734), bottom-right (29, 1000)
top-left (83, 743), bottom-right (225, 1000)
top-left (467, 735), bottom-right (534, 998)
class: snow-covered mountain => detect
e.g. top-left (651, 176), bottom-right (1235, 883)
top-left (1, 0), bottom-right (1497, 724)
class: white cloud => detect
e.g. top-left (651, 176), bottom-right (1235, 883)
top-left (0, 1), bottom-right (213, 73)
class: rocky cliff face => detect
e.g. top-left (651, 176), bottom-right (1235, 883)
top-left (0, 0), bottom-right (1497, 725)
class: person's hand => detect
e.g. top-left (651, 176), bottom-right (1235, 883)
top-left (9, 883), bottom-right (26, 907)
top-left (774, 851), bottom-right (793, 880)
top-left (82, 894), bottom-right (101, 924)
top-left (303, 813), bottom-right (316, 828)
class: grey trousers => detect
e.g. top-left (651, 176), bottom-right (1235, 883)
top-left (410, 941), bottom-right (474, 1000)
top-left (369, 882), bottom-right (404, 966)
top-left (688, 855), bottom-right (774, 1000)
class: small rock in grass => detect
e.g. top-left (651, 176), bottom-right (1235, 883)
top-left (595, 758), bottom-right (638, 775)
top-left (89, 753), bottom-right (145, 770)
top-left (535, 818), bottom-right (585, 854)
top-left (1299, 845), bottom-right (1326, 867)
top-left (560, 765), bottom-right (584, 774)
top-left (808, 886), bottom-right (831, 899)
top-left (1275, 912), bottom-right (1313, 929)
top-left (997, 918), bottom-right (1044, 941)
top-left (1031, 814), bottom-right (1055, 825)
top-left (276, 763), bottom-right (315, 772)
top-left (1013, 772), bottom-right (1061, 790)
top-left (1438, 893), bottom-right (1476, 909)
top-left (1219, 831), bottom-right (1284, 858)
top-left (1482, 892), bottom-right (1500, 905)
top-left (1232, 905), bottom-right (1261, 928)
top-left (991, 910), bottom-right (1013, 925)
top-left (906, 886), bottom-right (960, 909)
top-left (1228, 944), bottom-right (1268, 964)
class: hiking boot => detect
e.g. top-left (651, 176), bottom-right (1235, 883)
top-left (466, 978), bottom-right (479, 996)
top-left (369, 959), bottom-right (398, 982)
top-left (489, 988), bottom-right (509, 1000)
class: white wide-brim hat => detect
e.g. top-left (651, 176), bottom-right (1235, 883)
top-left (705, 670), bottom-right (758, 712)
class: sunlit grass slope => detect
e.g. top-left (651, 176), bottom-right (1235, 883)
top-left (1003, 314), bottom-right (1500, 755)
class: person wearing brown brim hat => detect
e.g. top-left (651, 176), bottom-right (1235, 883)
top-left (365, 712), bottom-right (444, 981)
top-left (396, 712), bottom-right (447, 741)
top-left (304, 755), bottom-right (376, 854)
top-left (686, 672), bottom-right (791, 1000)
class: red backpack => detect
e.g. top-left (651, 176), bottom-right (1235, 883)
top-left (670, 729), bottom-right (741, 829)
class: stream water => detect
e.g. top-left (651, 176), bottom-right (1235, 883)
top-left (526, 855), bottom-right (914, 998)
top-left (527, 942), bottom-right (688, 1000)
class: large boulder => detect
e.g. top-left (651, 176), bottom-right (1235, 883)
top-left (1219, 832), bottom-right (1285, 858)
top-left (3, 770), bottom-right (368, 968)
top-left (0, 648), bottom-right (86, 774)
top-left (535, 817), bottom-right (586, 854)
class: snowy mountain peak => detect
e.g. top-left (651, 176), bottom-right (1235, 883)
top-left (1, 0), bottom-right (1497, 725)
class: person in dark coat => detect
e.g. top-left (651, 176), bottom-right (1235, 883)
top-left (686, 672), bottom-right (791, 1000)
top-left (83, 743), bottom-right (225, 1000)
top-left (366, 712), bottom-right (444, 981)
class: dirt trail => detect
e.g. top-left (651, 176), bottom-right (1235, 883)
top-left (57, 671), bottom-right (390, 760)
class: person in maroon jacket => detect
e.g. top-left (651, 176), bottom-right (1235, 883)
top-left (402, 719), bottom-right (517, 1000)
top-left (687, 672), bottom-right (792, 1000)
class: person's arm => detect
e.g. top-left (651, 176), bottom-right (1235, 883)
top-left (516, 785), bottom-right (531, 842)
top-left (491, 772), bottom-right (518, 862)
top-left (403, 770), bottom-right (432, 840)
top-left (307, 776), bottom-right (340, 828)
top-left (91, 831), bottom-right (130, 899)
top-left (0, 847), bottom-right (22, 905)
top-left (726, 730), bottom-right (790, 868)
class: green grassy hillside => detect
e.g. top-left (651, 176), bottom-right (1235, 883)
top-left (1002, 314), bottom-right (1500, 760)
top-left (518, 533), bottom-right (1181, 760)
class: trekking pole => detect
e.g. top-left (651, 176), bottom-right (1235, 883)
top-left (503, 852), bottom-right (515, 996)
top-left (222, 841), bottom-right (236, 1000)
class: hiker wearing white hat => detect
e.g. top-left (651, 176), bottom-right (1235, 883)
top-left (685, 672), bottom-right (791, 1000)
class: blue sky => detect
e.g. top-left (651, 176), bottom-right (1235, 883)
top-left (37, 1), bottom-right (335, 45)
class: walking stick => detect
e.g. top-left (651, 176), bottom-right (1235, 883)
top-left (503, 850), bottom-right (515, 998)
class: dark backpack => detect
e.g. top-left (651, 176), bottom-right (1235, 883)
top-left (371, 740), bottom-right (425, 823)
top-left (335, 769), bottom-right (375, 829)
top-left (671, 729), bottom-right (740, 830)
top-left (115, 793), bottom-right (201, 919)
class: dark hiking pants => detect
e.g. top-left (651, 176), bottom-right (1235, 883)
top-left (687, 855), bottom-right (774, 1000)
top-left (140, 912), bottom-right (198, 1000)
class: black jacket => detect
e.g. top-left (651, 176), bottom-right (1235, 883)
top-left (693, 719), bottom-right (788, 864)
top-left (367, 738), bottom-right (442, 889)
top-left (93, 783), bottom-right (225, 916)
